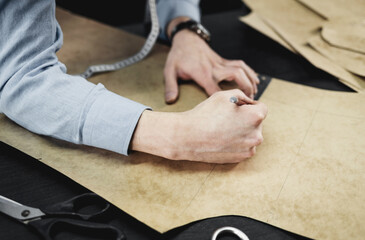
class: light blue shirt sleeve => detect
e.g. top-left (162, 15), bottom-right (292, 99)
top-left (0, 0), bottom-right (200, 155)
top-left (0, 0), bottom-right (149, 155)
top-left (156, 0), bottom-right (201, 40)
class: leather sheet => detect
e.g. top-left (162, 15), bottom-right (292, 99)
top-left (1, 8), bottom-right (364, 239)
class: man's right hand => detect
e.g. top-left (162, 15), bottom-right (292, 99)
top-left (130, 89), bottom-right (268, 164)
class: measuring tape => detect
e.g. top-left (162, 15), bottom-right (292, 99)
top-left (79, 0), bottom-right (159, 79)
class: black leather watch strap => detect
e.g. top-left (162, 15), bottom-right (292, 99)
top-left (169, 20), bottom-right (211, 43)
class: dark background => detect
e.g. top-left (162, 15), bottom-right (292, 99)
top-left (55, 0), bottom-right (243, 26)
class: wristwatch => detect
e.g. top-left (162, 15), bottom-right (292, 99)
top-left (170, 20), bottom-right (211, 43)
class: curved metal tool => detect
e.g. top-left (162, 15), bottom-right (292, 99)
top-left (211, 226), bottom-right (250, 240)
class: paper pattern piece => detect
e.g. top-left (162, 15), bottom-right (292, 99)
top-left (321, 19), bottom-right (365, 54)
top-left (1, 8), bottom-right (364, 240)
top-left (240, 12), bottom-right (363, 92)
top-left (242, 0), bottom-right (365, 93)
top-left (308, 35), bottom-right (365, 77)
top-left (297, 0), bottom-right (365, 19)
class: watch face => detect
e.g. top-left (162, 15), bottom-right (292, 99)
top-left (191, 23), bottom-right (211, 42)
top-left (171, 20), bottom-right (211, 43)
top-left (197, 23), bottom-right (208, 34)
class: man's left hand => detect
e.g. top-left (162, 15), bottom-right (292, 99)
top-left (164, 26), bottom-right (260, 103)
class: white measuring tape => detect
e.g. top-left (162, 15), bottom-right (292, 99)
top-left (79, 0), bottom-right (159, 79)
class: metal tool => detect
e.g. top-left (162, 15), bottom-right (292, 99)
top-left (78, 0), bottom-right (159, 79)
top-left (255, 74), bottom-right (272, 100)
top-left (211, 226), bottom-right (250, 240)
top-left (0, 193), bottom-right (125, 240)
top-left (230, 73), bottom-right (272, 104)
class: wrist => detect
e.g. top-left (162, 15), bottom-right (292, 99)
top-left (171, 28), bottom-right (203, 46)
top-left (167, 17), bottom-right (191, 40)
top-left (168, 18), bottom-right (211, 44)
top-left (130, 110), bottom-right (184, 160)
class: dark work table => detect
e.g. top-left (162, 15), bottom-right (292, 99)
top-left (0, 1), bottom-right (352, 240)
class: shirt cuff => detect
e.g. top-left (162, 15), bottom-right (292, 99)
top-left (157, 0), bottom-right (201, 40)
top-left (82, 84), bottom-right (150, 155)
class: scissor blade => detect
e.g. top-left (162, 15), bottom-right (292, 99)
top-left (0, 195), bottom-right (45, 221)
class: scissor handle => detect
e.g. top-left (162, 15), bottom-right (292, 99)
top-left (28, 218), bottom-right (126, 240)
top-left (211, 226), bottom-right (250, 240)
top-left (42, 193), bottom-right (110, 221)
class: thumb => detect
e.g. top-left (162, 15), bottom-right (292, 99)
top-left (164, 66), bottom-right (179, 104)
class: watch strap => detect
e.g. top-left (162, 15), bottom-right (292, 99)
top-left (170, 20), bottom-right (211, 43)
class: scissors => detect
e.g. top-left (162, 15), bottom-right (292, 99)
top-left (0, 193), bottom-right (125, 240)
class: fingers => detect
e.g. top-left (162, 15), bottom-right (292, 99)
top-left (223, 59), bottom-right (260, 85)
top-left (191, 68), bottom-right (222, 96)
top-left (164, 66), bottom-right (179, 104)
top-left (219, 59), bottom-right (260, 99)
top-left (238, 102), bottom-right (267, 153)
top-left (214, 65), bottom-right (256, 99)
top-left (203, 81), bottom-right (222, 96)
top-left (207, 149), bottom-right (257, 164)
top-left (226, 89), bottom-right (254, 105)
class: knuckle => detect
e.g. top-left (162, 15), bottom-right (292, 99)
top-left (255, 111), bottom-right (265, 121)
top-left (254, 116), bottom-right (264, 126)
top-left (247, 109), bottom-right (266, 126)
top-left (214, 57), bottom-right (224, 67)
top-left (247, 147), bottom-right (256, 157)
top-left (232, 70), bottom-right (239, 79)
top-left (164, 149), bottom-right (181, 161)
top-left (234, 68), bottom-right (244, 77)
top-left (255, 134), bottom-right (264, 145)
top-left (235, 60), bottom-right (246, 68)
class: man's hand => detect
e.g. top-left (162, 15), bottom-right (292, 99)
top-left (130, 89), bottom-right (267, 164)
top-left (164, 18), bottom-right (260, 103)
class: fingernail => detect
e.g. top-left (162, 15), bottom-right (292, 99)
top-left (250, 94), bottom-right (254, 99)
top-left (165, 92), bottom-right (176, 103)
